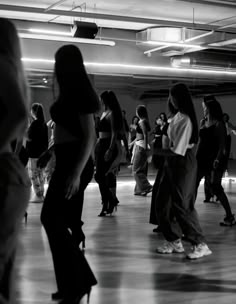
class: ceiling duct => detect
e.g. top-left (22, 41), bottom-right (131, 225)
top-left (171, 51), bottom-right (236, 70)
top-left (137, 27), bottom-right (236, 56)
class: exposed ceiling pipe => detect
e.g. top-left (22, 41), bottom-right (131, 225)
top-left (2, 4), bottom-right (236, 34)
top-left (44, 0), bottom-right (69, 12)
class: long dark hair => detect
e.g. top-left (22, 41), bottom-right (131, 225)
top-left (0, 18), bottom-right (29, 108)
top-left (31, 103), bottom-right (45, 123)
top-left (54, 44), bottom-right (100, 113)
top-left (100, 90), bottom-right (123, 132)
top-left (203, 98), bottom-right (223, 121)
top-left (136, 105), bottom-right (151, 131)
top-left (169, 83), bottom-right (198, 144)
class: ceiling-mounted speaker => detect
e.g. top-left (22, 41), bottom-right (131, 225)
top-left (71, 21), bottom-right (98, 39)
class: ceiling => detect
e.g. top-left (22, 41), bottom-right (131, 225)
top-left (2, 0), bottom-right (236, 98)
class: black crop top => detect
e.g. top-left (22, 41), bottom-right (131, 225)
top-left (98, 115), bottom-right (111, 132)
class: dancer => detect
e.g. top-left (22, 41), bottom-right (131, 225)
top-left (41, 45), bottom-right (99, 303)
top-left (95, 90), bottom-right (123, 216)
top-left (0, 18), bottom-right (31, 304)
top-left (26, 103), bottom-right (48, 201)
top-left (196, 97), bottom-right (235, 226)
top-left (149, 112), bottom-right (169, 233)
top-left (155, 83), bottom-right (212, 259)
top-left (132, 105), bottom-right (152, 196)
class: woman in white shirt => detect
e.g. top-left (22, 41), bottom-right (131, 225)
top-left (155, 83), bottom-right (212, 260)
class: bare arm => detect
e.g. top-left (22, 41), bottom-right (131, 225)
top-left (0, 59), bottom-right (28, 153)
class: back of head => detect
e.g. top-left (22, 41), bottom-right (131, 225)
top-left (0, 18), bottom-right (29, 109)
top-left (31, 103), bottom-right (45, 123)
top-left (170, 83), bottom-right (198, 144)
top-left (54, 44), bottom-right (100, 113)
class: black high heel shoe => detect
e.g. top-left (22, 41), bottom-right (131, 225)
top-left (59, 287), bottom-right (92, 304)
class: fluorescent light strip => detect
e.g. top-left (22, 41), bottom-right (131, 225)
top-left (209, 38), bottom-right (236, 47)
top-left (144, 40), bottom-right (204, 49)
top-left (19, 33), bottom-right (115, 46)
top-left (28, 28), bottom-right (72, 36)
top-left (21, 58), bottom-right (236, 76)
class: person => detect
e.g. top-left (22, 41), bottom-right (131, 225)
top-left (0, 18), bottom-right (31, 303)
top-left (94, 90), bottom-right (124, 216)
top-left (26, 103), bottom-right (48, 201)
top-left (40, 44), bottom-right (99, 304)
top-left (196, 97), bottom-right (235, 226)
top-left (155, 83), bottom-right (212, 260)
top-left (128, 115), bottom-right (139, 164)
top-left (151, 113), bottom-right (168, 169)
top-left (149, 112), bottom-right (169, 232)
top-left (132, 105), bottom-right (153, 196)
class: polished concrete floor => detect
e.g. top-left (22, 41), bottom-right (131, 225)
top-left (14, 161), bottom-right (236, 304)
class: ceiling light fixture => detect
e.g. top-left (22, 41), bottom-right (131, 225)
top-left (28, 28), bottom-right (72, 36)
top-left (21, 57), bottom-right (236, 76)
top-left (19, 33), bottom-right (115, 46)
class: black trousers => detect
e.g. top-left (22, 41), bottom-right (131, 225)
top-left (41, 143), bottom-right (97, 296)
top-left (196, 162), bottom-right (232, 217)
top-left (94, 138), bottom-right (118, 208)
top-left (149, 159), bottom-right (165, 225)
top-left (156, 150), bottom-right (205, 245)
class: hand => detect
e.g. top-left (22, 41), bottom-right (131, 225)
top-left (104, 148), bottom-right (112, 161)
top-left (65, 173), bottom-right (81, 200)
top-left (213, 159), bottom-right (219, 169)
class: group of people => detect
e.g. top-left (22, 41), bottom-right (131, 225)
top-left (1, 16), bottom-right (236, 304)
top-left (149, 85), bottom-right (235, 260)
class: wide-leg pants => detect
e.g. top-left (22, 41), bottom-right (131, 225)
top-left (41, 143), bottom-right (97, 297)
top-left (156, 149), bottom-right (205, 245)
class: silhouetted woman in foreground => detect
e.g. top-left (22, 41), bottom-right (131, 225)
top-left (41, 45), bottom-right (99, 304)
top-left (0, 18), bottom-right (31, 303)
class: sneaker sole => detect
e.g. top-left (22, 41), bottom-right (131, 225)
top-left (186, 250), bottom-right (212, 260)
top-left (156, 249), bottom-right (184, 254)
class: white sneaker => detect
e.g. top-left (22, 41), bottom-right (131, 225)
top-left (187, 243), bottom-right (212, 260)
top-left (156, 239), bottom-right (185, 254)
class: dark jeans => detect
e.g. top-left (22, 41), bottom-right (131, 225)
top-left (0, 153), bottom-right (31, 303)
top-left (156, 150), bottom-right (205, 245)
top-left (41, 143), bottom-right (97, 296)
top-left (196, 163), bottom-right (233, 217)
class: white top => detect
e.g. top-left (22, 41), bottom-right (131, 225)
top-left (168, 112), bottom-right (194, 156)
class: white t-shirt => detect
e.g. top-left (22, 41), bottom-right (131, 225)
top-left (168, 112), bottom-right (194, 156)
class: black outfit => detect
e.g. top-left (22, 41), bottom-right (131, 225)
top-left (196, 122), bottom-right (232, 217)
top-left (41, 101), bottom-right (97, 299)
top-left (149, 123), bottom-right (168, 225)
top-left (94, 113), bottom-right (120, 215)
top-left (26, 119), bottom-right (48, 158)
